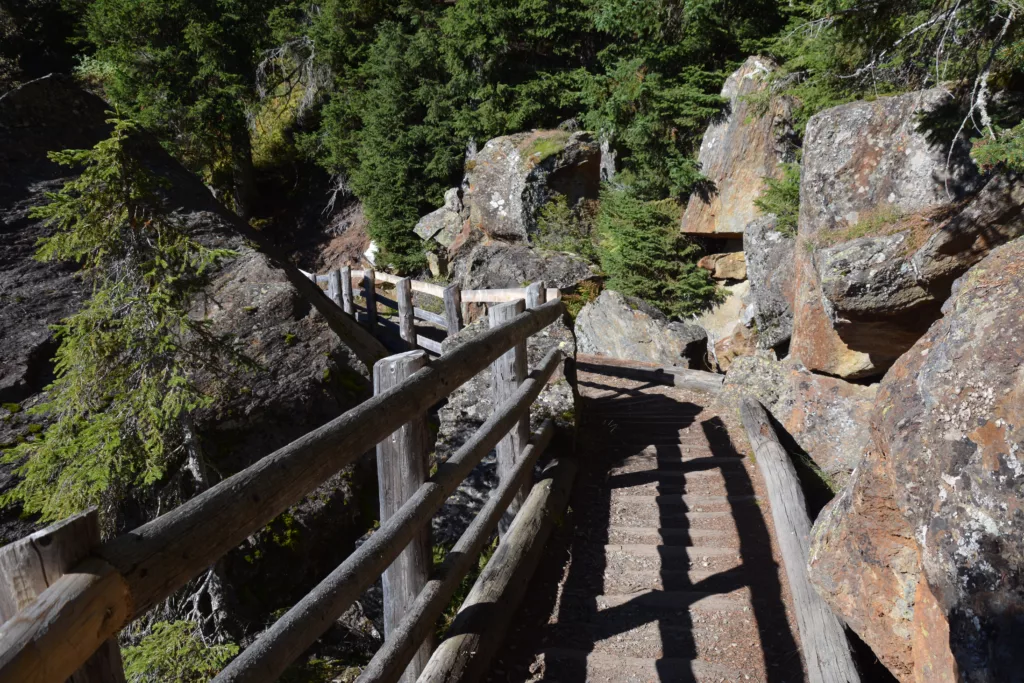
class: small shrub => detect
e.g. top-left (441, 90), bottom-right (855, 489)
top-left (562, 280), bottom-right (601, 320)
top-left (534, 194), bottom-right (599, 262)
top-left (754, 162), bottom-right (800, 236)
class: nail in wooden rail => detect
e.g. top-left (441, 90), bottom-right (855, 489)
top-left (490, 299), bottom-right (530, 536)
top-left (375, 351), bottom-right (433, 682)
top-left (0, 509), bottom-right (125, 683)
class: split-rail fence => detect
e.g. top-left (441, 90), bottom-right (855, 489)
top-left (0, 274), bottom-right (573, 683)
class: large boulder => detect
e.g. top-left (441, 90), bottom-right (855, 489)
top-left (790, 88), bottom-right (982, 379)
top-left (743, 215), bottom-right (796, 349)
top-left (452, 242), bottom-right (594, 291)
top-left (413, 187), bottom-right (466, 249)
top-left (680, 56), bottom-right (795, 238)
top-left (462, 130), bottom-right (600, 243)
top-left (575, 290), bottom-right (708, 368)
top-left (697, 251), bottom-right (747, 280)
top-left (810, 237), bottom-right (1024, 682)
top-left (723, 356), bottom-right (875, 487)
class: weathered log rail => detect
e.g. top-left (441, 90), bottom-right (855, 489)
top-left (0, 295), bottom-right (572, 683)
top-left (303, 266), bottom-right (562, 355)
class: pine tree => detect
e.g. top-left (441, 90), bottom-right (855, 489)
top-left (595, 185), bottom-right (722, 319)
top-left (2, 116), bottom-right (247, 529)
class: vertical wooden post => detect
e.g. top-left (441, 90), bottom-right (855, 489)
top-left (363, 268), bottom-right (378, 330)
top-left (327, 269), bottom-right (343, 308)
top-left (490, 300), bottom-right (530, 536)
top-left (443, 284), bottom-right (463, 337)
top-left (525, 281), bottom-right (546, 310)
top-left (0, 509), bottom-right (126, 683)
top-left (396, 277), bottom-right (416, 349)
top-left (374, 351), bottom-right (433, 683)
top-left (340, 265), bottom-right (354, 316)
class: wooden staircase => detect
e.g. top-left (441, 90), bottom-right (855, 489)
top-left (491, 357), bottom-right (809, 683)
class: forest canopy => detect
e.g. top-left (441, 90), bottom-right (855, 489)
top-left (4, 0), bottom-right (1019, 269)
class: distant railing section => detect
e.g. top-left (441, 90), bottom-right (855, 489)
top-left (0, 295), bottom-right (569, 683)
top-left (302, 266), bottom-right (561, 355)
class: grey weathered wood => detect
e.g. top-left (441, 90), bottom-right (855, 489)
top-left (419, 457), bottom-right (578, 683)
top-left (212, 347), bottom-right (564, 683)
top-left (0, 299), bottom-right (564, 683)
top-left (490, 300), bottom-right (529, 536)
top-left (413, 307), bottom-right (446, 328)
top-left (739, 398), bottom-right (860, 683)
top-left (443, 284), bottom-right (462, 336)
top-left (327, 269), bottom-right (343, 308)
top-left (395, 279), bottom-right (416, 350)
top-left (363, 268), bottom-right (378, 330)
top-left (415, 335), bottom-right (443, 356)
top-left (575, 355), bottom-right (724, 395)
top-left (340, 266), bottom-right (354, 315)
top-left (357, 420), bottom-right (555, 683)
top-left (461, 287), bottom-right (560, 303)
top-left (375, 352), bottom-right (432, 682)
top-left (525, 281), bottom-right (546, 310)
top-left (0, 511), bottom-right (125, 683)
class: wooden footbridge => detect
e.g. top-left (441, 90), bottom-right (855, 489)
top-left (0, 270), bottom-right (862, 683)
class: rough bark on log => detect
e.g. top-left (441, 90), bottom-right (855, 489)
top-left (418, 457), bottom-right (578, 683)
top-left (490, 300), bottom-right (529, 536)
top-left (739, 397), bottom-right (860, 683)
top-left (341, 266), bottom-right (354, 316)
top-left (396, 279), bottom-right (416, 350)
top-left (443, 285), bottom-right (462, 336)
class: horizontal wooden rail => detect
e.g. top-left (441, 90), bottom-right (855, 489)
top-left (357, 419), bottom-right (555, 683)
top-left (214, 348), bottom-right (564, 683)
top-left (420, 456), bottom-right (578, 683)
top-left (0, 299), bottom-right (564, 683)
top-left (413, 307), bottom-right (446, 328)
top-left (307, 268), bottom-right (561, 305)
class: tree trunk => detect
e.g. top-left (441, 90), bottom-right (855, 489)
top-left (231, 126), bottom-right (257, 221)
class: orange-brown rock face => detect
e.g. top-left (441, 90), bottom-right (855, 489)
top-left (790, 88), bottom-right (980, 379)
top-left (697, 251), bottom-right (747, 280)
top-left (680, 56), bottom-right (794, 238)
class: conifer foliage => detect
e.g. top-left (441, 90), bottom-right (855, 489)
top-left (2, 117), bottom-right (246, 528)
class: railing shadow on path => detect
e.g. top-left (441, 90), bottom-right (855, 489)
top-left (544, 370), bottom-right (805, 683)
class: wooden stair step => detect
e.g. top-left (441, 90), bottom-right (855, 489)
top-left (607, 472), bottom-right (753, 498)
top-left (609, 493), bottom-right (759, 514)
top-left (606, 526), bottom-right (737, 546)
top-left (603, 544), bottom-right (749, 573)
top-left (602, 568), bottom-right (776, 594)
top-left (536, 648), bottom-right (757, 683)
top-left (600, 507), bottom-right (742, 532)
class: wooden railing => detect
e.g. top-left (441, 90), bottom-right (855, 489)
top-left (304, 266), bottom-right (561, 355)
top-left (0, 295), bottom-right (571, 683)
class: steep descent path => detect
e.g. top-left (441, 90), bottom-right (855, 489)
top-left (490, 356), bottom-right (808, 683)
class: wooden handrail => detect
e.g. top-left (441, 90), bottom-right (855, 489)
top-left (357, 420), bottom-right (555, 683)
top-left (0, 299), bottom-right (564, 683)
top-left (308, 269), bottom-right (561, 304)
top-left (214, 348), bottom-right (564, 683)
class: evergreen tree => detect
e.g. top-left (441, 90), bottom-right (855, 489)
top-left (595, 185), bottom-right (721, 318)
top-left (2, 116), bottom-right (247, 529)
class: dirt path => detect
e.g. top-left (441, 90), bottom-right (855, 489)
top-left (487, 357), bottom-right (808, 683)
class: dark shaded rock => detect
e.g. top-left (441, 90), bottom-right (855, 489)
top-left (463, 130), bottom-right (600, 243)
top-left (575, 290), bottom-right (708, 369)
top-left (791, 87), bottom-right (982, 379)
top-left (743, 215), bottom-right (795, 349)
top-left (452, 242), bottom-right (595, 291)
top-left (432, 315), bottom-right (576, 545)
top-left (680, 56), bottom-right (795, 238)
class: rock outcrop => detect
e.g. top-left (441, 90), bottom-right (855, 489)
top-left (680, 56), bottom-right (795, 238)
top-left (743, 215), bottom-right (795, 350)
top-left (790, 88), bottom-right (983, 379)
top-left (413, 187), bottom-right (466, 249)
top-left (575, 290), bottom-right (708, 368)
top-left (697, 251), bottom-right (746, 280)
top-left (810, 237), bottom-right (1024, 682)
top-left (723, 356), bottom-right (875, 487)
top-left (463, 130), bottom-right (600, 243)
top-left (452, 242), bottom-right (594, 292)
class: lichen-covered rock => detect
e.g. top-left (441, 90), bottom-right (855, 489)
top-left (790, 88), bottom-right (982, 379)
top-left (433, 315), bottom-right (576, 545)
top-left (575, 290), bottom-right (708, 368)
top-left (743, 215), bottom-right (795, 349)
top-left (697, 251), bottom-right (747, 280)
top-left (452, 242), bottom-right (594, 291)
top-left (680, 56), bottom-right (795, 237)
top-left (463, 130), bottom-right (600, 243)
top-left (713, 324), bottom-right (757, 372)
top-left (875, 237), bottom-right (1024, 681)
top-left (413, 188), bottom-right (466, 249)
top-left (723, 355), bottom-right (875, 486)
top-left (694, 280), bottom-right (751, 347)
